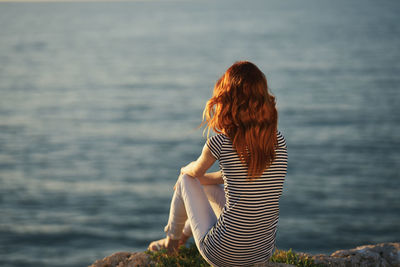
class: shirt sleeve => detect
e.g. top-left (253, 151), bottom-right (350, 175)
top-left (277, 131), bottom-right (287, 148)
top-left (206, 134), bottom-right (225, 160)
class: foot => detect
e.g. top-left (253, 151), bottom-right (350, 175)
top-left (148, 238), bottom-right (166, 252)
top-left (178, 233), bottom-right (190, 246)
top-left (148, 237), bottom-right (179, 255)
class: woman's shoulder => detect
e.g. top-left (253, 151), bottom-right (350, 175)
top-left (277, 130), bottom-right (287, 148)
top-left (207, 133), bottom-right (230, 160)
top-left (209, 132), bottom-right (229, 139)
top-left (208, 133), bottom-right (229, 144)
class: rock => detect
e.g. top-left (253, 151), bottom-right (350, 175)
top-left (89, 251), bottom-right (154, 267)
top-left (88, 251), bottom-right (295, 267)
top-left (89, 242), bottom-right (400, 267)
top-left (310, 242), bottom-right (400, 267)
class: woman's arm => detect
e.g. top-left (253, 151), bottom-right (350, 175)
top-left (197, 171), bottom-right (223, 185)
top-left (181, 144), bottom-right (216, 178)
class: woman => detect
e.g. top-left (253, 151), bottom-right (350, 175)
top-left (148, 61), bottom-right (288, 266)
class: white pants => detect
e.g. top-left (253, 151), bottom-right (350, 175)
top-left (164, 174), bottom-right (226, 263)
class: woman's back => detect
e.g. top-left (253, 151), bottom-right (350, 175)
top-left (202, 131), bottom-right (288, 266)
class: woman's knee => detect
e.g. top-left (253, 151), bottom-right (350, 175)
top-left (179, 174), bottom-right (202, 191)
top-left (175, 174), bottom-right (193, 192)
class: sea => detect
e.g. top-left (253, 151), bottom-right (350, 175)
top-left (0, 0), bottom-right (399, 266)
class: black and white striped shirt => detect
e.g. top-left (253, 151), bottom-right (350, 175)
top-left (201, 131), bottom-right (288, 267)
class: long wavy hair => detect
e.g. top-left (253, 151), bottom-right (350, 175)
top-left (203, 61), bottom-right (278, 180)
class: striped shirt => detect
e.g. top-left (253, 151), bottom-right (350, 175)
top-left (201, 131), bottom-right (288, 267)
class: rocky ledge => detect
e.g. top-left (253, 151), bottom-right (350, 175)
top-left (307, 242), bottom-right (400, 267)
top-left (89, 242), bottom-right (400, 267)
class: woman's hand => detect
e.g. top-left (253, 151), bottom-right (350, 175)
top-left (174, 162), bottom-right (196, 191)
top-left (180, 161), bottom-right (196, 176)
top-left (174, 144), bottom-right (217, 190)
top-left (179, 144), bottom-right (216, 178)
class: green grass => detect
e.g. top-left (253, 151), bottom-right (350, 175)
top-left (146, 243), bottom-right (322, 267)
top-left (270, 248), bottom-right (322, 267)
top-left (146, 243), bottom-right (210, 267)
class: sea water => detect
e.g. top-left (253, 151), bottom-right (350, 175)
top-left (0, 0), bottom-right (399, 266)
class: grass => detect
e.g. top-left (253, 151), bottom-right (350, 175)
top-left (146, 243), bottom-right (323, 267)
top-left (146, 243), bottom-right (209, 267)
top-left (270, 248), bottom-right (322, 267)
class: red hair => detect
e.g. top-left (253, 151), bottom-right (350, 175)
top-left (203, 61), bottom-right (278, 180)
